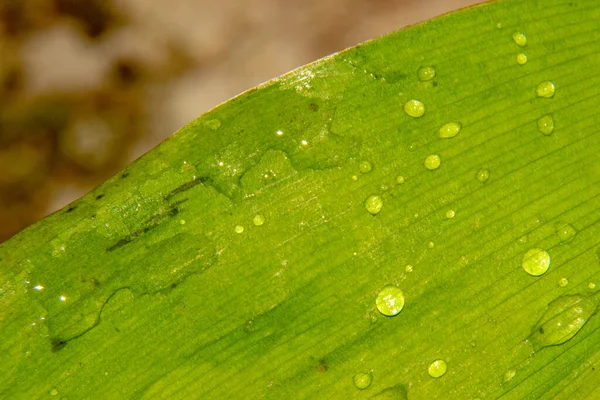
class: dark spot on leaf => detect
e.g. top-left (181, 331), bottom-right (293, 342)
top-left (66, 206), bottom-right (77, 213)
top-left (539, 327), bottom-right (544, 334)
top-left (310, 103), bottom-right (319, 111)
top-left (164, 177), bottom-right (209, 201)
top-left (433, 81), bottom-right (438, 87)
top-left (51, 338), bottom-right (67, 353)
top-left (318, 359), bottom-right (328, 373)
top-left (121, 172), bottom-right (130, 178)
top-left (95, 194), bottom-right (104, 200)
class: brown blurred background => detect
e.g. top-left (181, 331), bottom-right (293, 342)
top-left (0, 0), bottom-right (482, 242)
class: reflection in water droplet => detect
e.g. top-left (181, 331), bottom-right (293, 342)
top-left (424, 155), bottom-right (441, 170)
top-left (476, 169), bottom-right (490, 182)
top-left (359, 161), bottom-right (373, 173)
top-left (512, 32), bottom-right (527, 47)
top-left (276, 130), bottom-right (283, 136)
top-left (529, 294), bottom-right (599, 351)
top-left (536, 81), bottom-right (555, 98)
top-left (235, 225), bottom-right (244, 234)
top-left (516, 53), bottom-right (528, 65)
top-left (404, 99), bottom-right (425, 118)
top-left (428, 359), bottom-right (447, 378)
top-left (364, 195), bottom-right (384, 215)
top-left (555, 222), bottom-right (576, 243)
top-left (537, 115), bottom-right (554, 136)
top-left (446, 210), bottom-right (455, 219)
top-left (503, 369), bottom-right (516, 382)
top-left (522, 248), bottom-right (551, 276)
top-left (396, 175), bottom-right (405, 184)
top-left (353, 372), bottom-right (373, 390)
top-left (405, 265), bottom-right (413, 273)
top-left (253, 215), bottom-right (265, 226)
top-left (376, 285), bottom-right (405, 316)
top-left (418, 66), bottom-right (436, 81)
top-left (428, 241), bottom-right (435, 248)
top-left (439, 122), bottom-right (461, 138)
top-left (558, 277), bottom-right (569, 288)
top-left (589, 282), bottom-right (596, 290)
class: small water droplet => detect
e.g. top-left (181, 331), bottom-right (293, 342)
top-left (405, 265), bottom-right (413, 273)
top-left (396, 175), bottom-right (405, 184)
top-left (359, 161), bottom-right (373, 173)
top-left (555, 222), bottom-right (576, 243)
top-left (351, 175), bottom-right (358, 181)
top-left (439, 122), bottom-right (461, 138)
top-left (503, 369), bottom-right (516, 382)
top-left (537, 115), bottom-right (554, 135)
top-left (558, 277), bottom-right (569, 287)
top-left (50, 388), bottom-right (59, 396)
top-left (424, 154), bottom-right (441, 170)
top-left (179, 219), bottom-right (186, 225)
top-left (476, 169), bottom-right (490, 182)
top-left (516, 53), bottom-right (528, 65)
top-left (235, 225), bottom-right (244, 234)
top-left (589, 282), bottom-right (596, 290)
top-left (253, 215), bottom-right (265, 226)
top-left (353, 372), bottom-right (373, 390)
top-left (417, 66), bottom-right (436, 81)
top-left (536, 81), bottom-right (555, 98)
top-left (404, 99), bottom-right (425, 118)
top-left (428, 359), bottom-right (447, 378)
top-left (512, 32), bottom-right (527, 47)
top-left (364, 195), bottom-right (384, 215)
top-left (204, 119), bottom-right (221, 130)
top-left (522, 248), bottom-right (551, 276)
top-left (518, 235), bottom-right (528, 244)
top-left (446, 210), bottom-right (455, 219)
top-left (529, 294), bottom-right (599, 350)
top-left (34, 284), bottom-right (44, 291)
top-left (380, 184), bottom-right (389, 192)
top-left (276, 130), bottom-right (284, 136)
top-left (428, 241), bottom-right (435, 248)
top-left (59, 295), bottom-right (67, 302)
top-left (376, 285), bottom-right (405, 316)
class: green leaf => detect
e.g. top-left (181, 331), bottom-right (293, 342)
top-left (2, 0), bottom-right (600, 398)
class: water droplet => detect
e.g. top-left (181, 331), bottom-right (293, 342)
top-left (50, 388), bottom-right (59, 396)
top-left (424, 155), bottom-right (441, 170)
top-left (589, 282), bottom-right (596, 290)
top-left (353, 372), bottom-right (373, 390)
top-left (403, 99), bottom-right (425, 118)
top-left (446, 210), bottom-right (455, 219)
top-left (351, 175), bottom-right (358, 181)
top-left (276, 130), bottom-right (284, 136)
top-left (396, 175), bottom-right (405, 184)
top-left (428, 359), bottom-right (447, 378)
top-left (555, 222), bottom-right (576, 243)
top-left (376, 285), bottom-right (405, 317)
top-left (364, 195), bottom-right (384, 215)
top-left (59, 295), bottom-right (67, 302)
top-left (503, 369), bottom-right (516, 382)
top-left (253, 215), bottom-right (265, 226)
top-left (529, 294), bottom-right (599, 351)
top-left (417, 66), bottom-right (436, 81)
top-left (428, 241), bottom-right (435, 248)
top-left (536, 81), bottom-right (555, 98)
top-left (537, 115), bottom-right (554, 135)
top-left (522, 248), bottom-right (551, 276)
top-left (518, 235), bottom-right (528, 244)
top-left (512, 32), bottom-right (527, 47)
top-left (439, 122), bottom-right (461, 138)
top-left (516, 53), bottom-right (528, 65)
top-left (380, 184), bottom-right (389, 192)
top-left (235, 225), bottom-right (244, 234)
top-left (33, 284), bottom-right (44, 291)
top-left (179, 219), bottom-right (186, 225)
top-left (476, 169), bottom-right (490, 182)
top-left (558, 277), bottom-right (569, 288)
top-left (405, 265), bottom-right (413, 273)
top-left (359, 161), bottom-right (373, 173)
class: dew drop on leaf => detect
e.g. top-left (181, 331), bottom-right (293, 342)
top-left (396, 175), bottom-right (405, 184)
top-left (528, 294), bottom-right (599, 351)
top-left (555, 222), bottom-right (576, 243)
top-left (558, 277), bottom-right (569, 288)
top-left (521, 248), bottom-right (551, 276)
top-left (364, 195), bottom-right (384, 215)
top-left (424, 154), bottom-right (441, 170)
top-left (353, 372), bottom-right (373, 390)
top-left (536, 81), bottom-right (555, 98)
top-left (428, 359), bottom-right (447, 378)
top-left (234, 225), bottom-right (244, 234)
top-left (476, 169), bottom-right (490, 182)
top-left (516, 53), bottom-right (528, 65)
top-left (446, 210), bottom-right (455, 219)
top-left (359, 161), bottom-right (373, 173)
top-left (439, 122), bottom-right (462, 138)
top-left (503, 369), bottom-right (516, 382)
top-left (537, 115), bottom-right (554, 135)
top-left (512, 32), bottom-right (527, 47)
top-left (403, 99), bottom-right (425, 118)
top-left (253, 215), bottom-right (265, 226)
top-left (417, 66), bottom-right (436, 81)
top-left (375, 285), bottom-right (405, 316)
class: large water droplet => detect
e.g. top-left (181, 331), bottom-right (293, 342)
top-left (424, 155), bottom-right (441, 170)
top-left (353, 372), bottom-right (373, 390)
top-left (359, 161), bottom-right (373, 173)
top-left (555, 222), bottom-right (576, 243)
top-left (537, 115), bottom-right (554, 135)
top-left (428, 359), bottom-right (447, 378)
top-left (364, 195), bottom-right (384, 215)
top-left (476, 169), bottom-right (490, 182)
top-left (404, 99), bottom-right (425, 118)
top-left (536, 81), bottom-right (555, 98)
top-left (522, 248), bottom-right (550, 276)
top-left (516, 53), bottom-right (528, 65)
top-left (417, 66), bottom-right (436, 81)
top-left (512, 32), bottom-right (527, 47)
top-left (439, 122), bottom-right (461, 138)
top-left (235, 225), bottom-right (244, 234)
top-left (528, 294), bottom-right (599, 351)
top-left (376, 285), bottom-right (405, 316)
top-left (253, 215), bottom-right (266, 226)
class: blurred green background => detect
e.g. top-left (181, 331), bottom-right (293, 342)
top-left (0, 0), bottom-right (479, 241)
